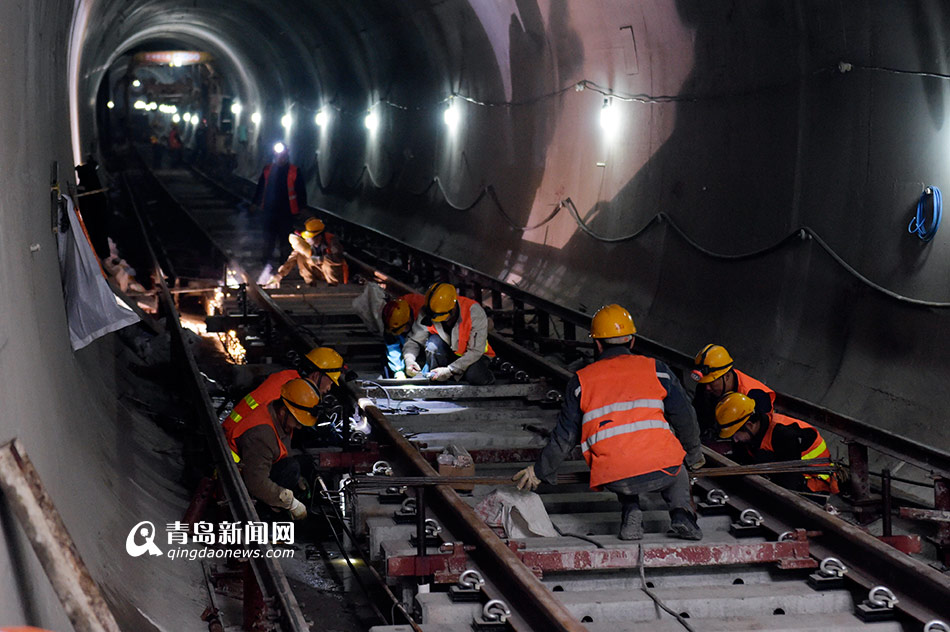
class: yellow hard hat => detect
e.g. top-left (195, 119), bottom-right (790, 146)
top-left (589, 304), bottom-right (636, 339)
top-left (305, 346), bottom-right (344, 385)
top-left (302, 218), bottom-right (325, 240)
top-left (691, 344), bottom-right (734, 384)
top-left (280, 378), bottom-right (321, 427)
top-left (382, 298), bottom-right (412, 335)
top-left (424, 282), bottom-right (457, 323)
top-left (715, 391), bottom-right (755, 439)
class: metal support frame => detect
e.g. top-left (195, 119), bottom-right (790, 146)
top-left (386, 533), bottom-right (815, 581)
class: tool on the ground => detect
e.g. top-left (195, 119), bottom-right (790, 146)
top-left (352, 459), bottom-right (835, 488)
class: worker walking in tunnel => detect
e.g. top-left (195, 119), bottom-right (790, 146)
top-left (716, 391), bottom-right (839, 495)
top-left (690, 344), bottom-right (775, 440)
top-left (403, 282), bottom-right (495, 385)
top-left (223, 376), bottom-right (321, 520)
top-left (381, 293), bottom-right (427, 378)
top-left (267, 217), bottom-right (348, 287)
top-left (513, 304), bottom-right (705, 541)
top-left (252, 142), bottom-right (307, 285)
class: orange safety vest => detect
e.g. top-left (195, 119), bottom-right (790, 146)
top-left (735, 370), bottom-right (776, 406)
top-left (262, 164), bottom-right (300, 215)
top-left (577, 354), bottom-right (686, 488)
top-left (222, 369), bottom-right (298, 463)
top-left (760, 413), bottom-right (839, 494)
top-left (426, 296), bottom-right (495, 357)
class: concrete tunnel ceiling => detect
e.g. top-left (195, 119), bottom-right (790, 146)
top-left (72, 1), bottom-right (950, 447)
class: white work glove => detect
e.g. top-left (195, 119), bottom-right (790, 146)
top-left (393, 370), bottom-right (407, 380)
top-left (405, 360), bottom-right (422, 377)
top-left (288, 497), bottom-right (308, 520)
top-left (428, 366), bottom-right (454, 382)
top-left (264, 274), bottom-right (282, 289)
top-left (686, 453), bottom-right (706, 471)
top-left (512, 465), bottom-right (541, 491)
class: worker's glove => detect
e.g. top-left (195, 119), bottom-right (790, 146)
top-left (264, 275), bottom-right (282, 289)
top-left (686, 453), bottom-right (706, 472)
top-left (405, 361), bottom-right (422, 377)
top-left (428, 367), bottom-right (454, 382)
top-left (288, 497), bottom-right (308, 520)
top-left (393, 370), bottom-right (407, 380)
top-left (512, 465), bottom-right (541, 491)
top-left (277, 487), bottom-right (296, 509)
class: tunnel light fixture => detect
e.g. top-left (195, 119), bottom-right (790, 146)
top-left (106, 100), bottom-right (115, 110)
top-left (158, 104), bottom-right (178, 114)
top-left (599, 98), bottom-right (620, 134)
top-left (281, 112), bottom-right (293, 132)
top-left (132, 79), bottom-right (141, 88)
top-left (251, 111), bottom-right (262, 125)
top-left (315, 108), bottom-right (328, 127)
top-left (364, 110), bottom-right (379, 133)
top-left (182, 113), bottom-right (191, 123)
top-left (133, 100), bottom-right (146, 110)
top-left (172, 113), bottom-right (181, 123)
top-left (231, 102), bottom-right (242, 115)
top-left (443, 97), bottom-right (460, 132)
top-left (273, 142), bottom-right (286, 154)
top-left (147, 102), bottom-right (158, 111)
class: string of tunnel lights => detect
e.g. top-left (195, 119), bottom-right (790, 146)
top-left (191, 65), bottom-right (950, 308)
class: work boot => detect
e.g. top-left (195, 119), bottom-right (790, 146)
top-left (619, 507), bottom-right (643, 541)
top-left (667, 508), bottom-right (702, 541)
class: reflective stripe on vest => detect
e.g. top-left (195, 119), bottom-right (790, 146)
top-left (735, 370), bottom-right (776, 405)
top-left (262, 164), bottom-right (300, 215)
top-left (577, 354), bottom-right (685, 488)
top-left (223, 369), bottom-right (297, 463)
top-left (761, 413), bottom-right (838, 493)
top-left (426, 296), bottom-right (495, 358)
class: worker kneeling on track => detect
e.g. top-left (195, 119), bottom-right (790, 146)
top-left (223, 377), bottom-right (322, 520)
top-left (381, 293), bottom-right (427, 379)
top-left (268, 217), bottom-right (349, 288)
top-left (403, 282), bottom-right (495, 385)
top-left (690, 343), bottom-right (775, 440)
top-left (513, 304), bottom-right (705, 541)
top-left (716, 391), bottom-right (839, 496)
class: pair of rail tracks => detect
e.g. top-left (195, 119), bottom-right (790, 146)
top-left (111, 151), bottom-right (949, 631)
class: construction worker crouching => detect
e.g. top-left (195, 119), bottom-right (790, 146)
top-left (223, 377), bottom-right (321, 519)
top-left (716, 391), bottom-right (839, 495)
top-left (513, 304), bottom-right (705, 541)
top-left (403, 282), bottom-right (495, 385)
top-left (269, 217), bottom-right (349, 288)
top-left (691, 344), bottom-right (775, 440)
top-left (303, 346), bottom-right (370, 444)
top-left (381, 293), bottom-right (427, 379)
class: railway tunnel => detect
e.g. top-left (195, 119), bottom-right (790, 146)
top-left (2, 1), bottom-right (950, 630)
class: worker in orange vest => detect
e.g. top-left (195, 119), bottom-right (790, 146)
top-left (381, 293), bottom-right (427, 378)
top-left (222, 377), bottom-right (321, 518)
top-left (690, 344), bottom-right (775, 440)
top-left (268, 217), bottom-right (348, 287)
top-left (403, 282), bottom-right (495, 385)
top-left (253, 142), bottom-right (307, 284)
top-left (716, 391), bottom-right (839, 495)
top-left (513, 304), bottom-right (705, 541)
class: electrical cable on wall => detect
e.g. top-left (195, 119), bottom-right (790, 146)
top-left (908, 186), bottom-right (942, 242)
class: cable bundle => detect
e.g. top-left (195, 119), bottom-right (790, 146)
top-left (908, 186), bottom-right (942, 242)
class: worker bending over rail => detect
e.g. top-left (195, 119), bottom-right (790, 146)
top-left (690, 343), bottom-right (775, 440)
top-left (403, 282), bottom-right (495, 385)
top-left (381, 293), bottom-right (427, 378)
top-left (223, 377), bottom-right (321, 520)
top-left (302, 346), bottom-right (369, 444)
top-left (514, 304), bottom-right (706, 541)
top-left (269, 217), bottom-right (349, 287)
top-left (716, 391), bottom-right (839, 495)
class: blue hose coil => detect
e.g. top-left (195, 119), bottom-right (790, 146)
top-left (908, 186), bottom-right (942, 242)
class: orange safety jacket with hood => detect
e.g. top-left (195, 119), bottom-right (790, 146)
top-left (426, 295), bottom-right (495, 357)
top-left (760, 413), bottom-right (839, 493)
top-left (577, 354), bottom-right (686, 488)
top-left (262, 164), bottom-right (300, 215)
top-left (222, 369), bottom-right (298, 463)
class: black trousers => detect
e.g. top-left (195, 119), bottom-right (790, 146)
top-left (425, 333), bottom-right (494, 385)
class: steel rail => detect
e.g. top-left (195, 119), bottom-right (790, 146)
top-left (121, 171), bottom-right (311, 631)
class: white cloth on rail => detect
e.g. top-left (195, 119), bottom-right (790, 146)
top-left (57, 195), bottom-right (139, 349)
top-left (474, 488), bottom-right (557, 538)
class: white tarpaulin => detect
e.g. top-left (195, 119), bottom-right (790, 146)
top-left (57, 195), bottom-right (139, 349)
top-left (351, 282), bottom-right (388, 334)
top-left (474, 489), bottom-right (558, 538)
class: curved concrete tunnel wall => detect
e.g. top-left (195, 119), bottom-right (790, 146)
top-left (3, 0), bottom-right (948, 628)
